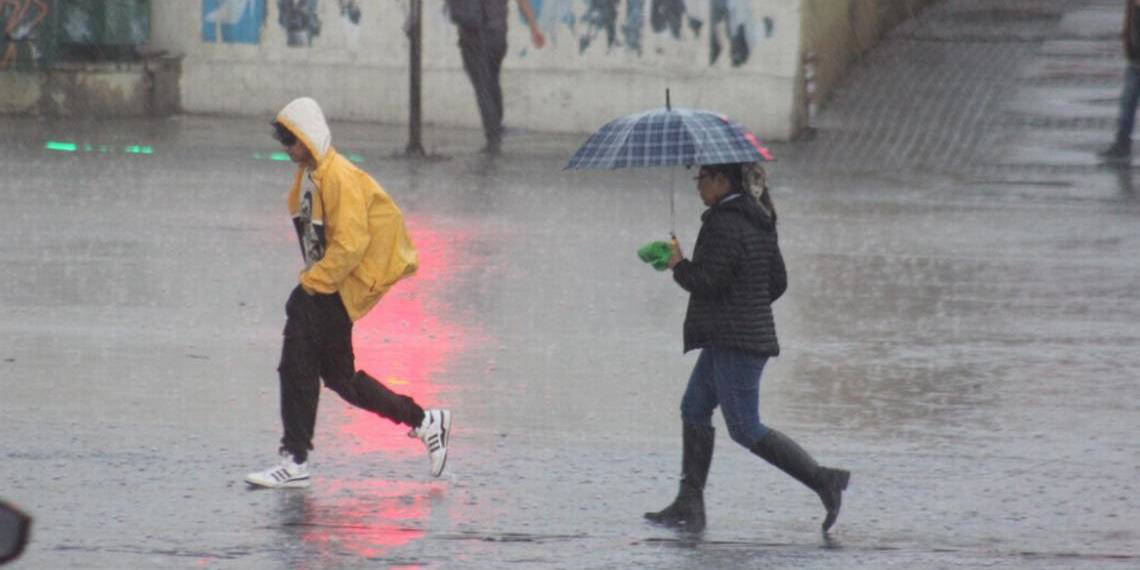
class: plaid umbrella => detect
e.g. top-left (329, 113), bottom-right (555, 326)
top-left (565, 106), bottom-right (773, 170)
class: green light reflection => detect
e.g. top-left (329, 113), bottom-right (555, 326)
top-left (45, 141), bottom-right (78, 152)
top-left (45, 140), bottom-right (155, 155)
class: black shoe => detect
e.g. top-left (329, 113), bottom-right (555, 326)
top-left (481, 139), bottom-right (502, 156)
top-left (1098, 140), bottom-right (1132, 162)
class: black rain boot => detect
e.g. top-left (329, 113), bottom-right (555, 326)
top-left (750, 429), bottom-right (850, 532)
top-left (644, 423), bottom-right (715, 532)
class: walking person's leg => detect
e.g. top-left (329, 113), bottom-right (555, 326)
top-left (708, 348), bottom-right (769, 448)
top-left (459, 26), bottom-right (501, 153)
top-left (1103, 64), bottom-right (1140, 159)
top-left (246, 285), bottom-right (324, 488)
top-left (645, 349), bottom-right (718, 532)
top-left (484, 27), bottom-right (508, 151)
top-left (709, 348), bottom-right (850, 532)
top-left (313, 293), bottom-right (451, 477)
top-left (1118, 65), bottom-right (1140, 147)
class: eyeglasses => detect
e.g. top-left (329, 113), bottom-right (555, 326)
top-left (272, 123), bottom-right (298, 147)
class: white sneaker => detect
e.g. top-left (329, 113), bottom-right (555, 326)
top-left (412, 409), bottom-right (451, 477)
top-left (245, 451), bottom-right (311, 488)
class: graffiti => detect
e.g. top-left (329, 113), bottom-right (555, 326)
top-left (623, 0), bottom-right (645, 54)
top-left (338, 0), bottom-right (361, 25)
top-left (202, 0), bottom-right (266, 44)
top-left (579, 0), bottom-right (618, 53)
top-left (530, 0), bottom-right (574, 47)
top-left (337, 0), bottom-right (361, 52)
top-left (650, 0), bottom-right (684, 38)
top-left (530, 0), bottom-right (767, 66)
top-left (0, 0), bottom-right (48, 70)
top-left (202, 0), bottom-right (360, 49)
top-left (710, 0), bottom-right (765, 66)
top-left (278, 0), bottom-right (320, 47)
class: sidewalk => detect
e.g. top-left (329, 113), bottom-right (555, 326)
top-left (782, 0), bottom-right (1128, 183)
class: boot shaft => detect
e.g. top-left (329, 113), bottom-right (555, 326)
top-left (749, 429), bottom-right (820, 489)
top-left (681, 422), bottom-right (715, 490)
top-left (644, 422), bottom-right (715, 532)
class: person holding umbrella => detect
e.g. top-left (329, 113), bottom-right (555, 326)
top-left (644, 161), bottom-right (850, 533)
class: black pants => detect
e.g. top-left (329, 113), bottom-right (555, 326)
top-left (278, 285), bottom-right (424, 463)
top-left (458, 24), bottom-right (508, 146)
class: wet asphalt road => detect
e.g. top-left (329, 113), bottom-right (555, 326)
top-left (3, 1), bottom-right (1140, 568)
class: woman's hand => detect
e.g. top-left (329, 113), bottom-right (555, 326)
top-left (667, 236), bottom-right (684, 269)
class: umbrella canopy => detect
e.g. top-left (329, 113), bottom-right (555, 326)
top-left (565, 106), bottom-right (774, 170)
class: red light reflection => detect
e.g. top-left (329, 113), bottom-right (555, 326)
top-left (339, 219), bottom-right (480, 456)
top-left (287, 480), bottom-right (445, 568)
top-left (295, 218), bottom-right (480, 562)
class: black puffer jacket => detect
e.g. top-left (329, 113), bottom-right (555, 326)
top-left (672, 193), bottom-right (786, 356)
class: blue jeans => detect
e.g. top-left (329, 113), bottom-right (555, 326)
top-left (680, 348), bottom-right (772, 448)
top-left (1116, 64), bottom-right (1140, 144)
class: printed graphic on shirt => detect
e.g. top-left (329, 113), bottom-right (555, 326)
top-left (292, 178), bottom-right (325, 268)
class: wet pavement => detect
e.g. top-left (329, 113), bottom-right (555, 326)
top-left (2, 0), bottom-right (1139, 568)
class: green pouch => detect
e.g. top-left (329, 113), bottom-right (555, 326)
top-left (637, 241), bottom-right (672, 271)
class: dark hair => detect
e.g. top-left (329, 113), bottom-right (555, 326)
top-left (703, 162), bottom-right (779, 223)
top-left (700, 163), bottom-right (745, 194)
top-left (272, 121), bottom-right (298, 146)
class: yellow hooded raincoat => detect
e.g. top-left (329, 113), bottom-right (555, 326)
top-left (275, 97), bottom-right (417, 321)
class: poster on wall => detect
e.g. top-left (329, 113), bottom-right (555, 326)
top-left (275, 1), bottom-right (362, 50)
top-left (202, 0), bottom-right (267, 44)
top-left (528, 0), bottom-right (772, 67)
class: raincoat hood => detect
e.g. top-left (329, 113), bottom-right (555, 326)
top-left (275, 97), bottom-right (332, 163)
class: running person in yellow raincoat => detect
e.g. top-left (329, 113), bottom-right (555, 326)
top-left (245, 97), bottom-right (451, 488)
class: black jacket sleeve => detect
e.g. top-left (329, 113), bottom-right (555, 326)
top-left (672, 223), bottom-right (741, 296)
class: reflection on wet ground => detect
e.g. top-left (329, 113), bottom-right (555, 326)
top-left (272, 480), bottom-right (440, 566)
top-left (1, 123), bottom-right (1137, 567)
top-left (339, 221), bottom-right (483, 459)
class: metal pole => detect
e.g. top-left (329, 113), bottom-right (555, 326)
top-left (405, 0), bottom-right (426, 156)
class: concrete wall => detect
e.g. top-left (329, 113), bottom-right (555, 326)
top-left (140, 0), bottom-right (932, 139)
top-left (149, 0), bottom-right (804, 139)
top-left (0, 58), bottom-right (181, 117)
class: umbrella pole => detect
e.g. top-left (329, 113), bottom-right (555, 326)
top-left (670, 166), bottom-right (676, 239)
top-left (667, 87), bottom-right (675, 238)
